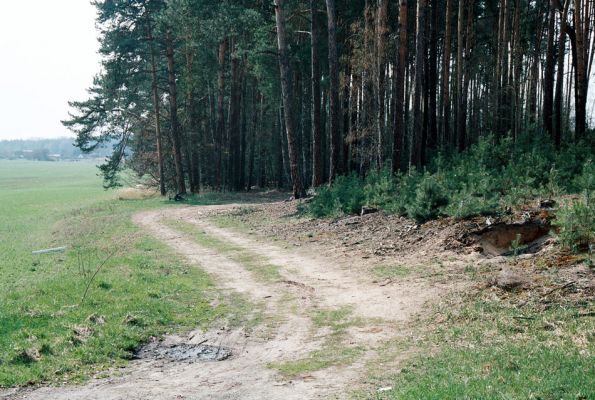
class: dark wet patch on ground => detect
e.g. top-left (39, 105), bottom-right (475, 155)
top-left (135, 341), bottom-right (232, 363)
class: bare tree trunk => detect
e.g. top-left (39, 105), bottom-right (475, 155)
top-left (274, 0), bottom-right (304, 198)
top-left (325, 0), bottom-right (342, 181)
top-left (412, 0), bottom-right (427, 167)
top-left (229, 41), bottom-right (242, 190)
top-left (311, 0), bottom-right (323, 187)
top-left (543, 0), bottom-right (556, 137)
top-left (442, 0), bottom-right (453, 147)
top-left (166, 30), bottom-right (186, 195)
top-left (554, 1), bottom-right (571, 148)
top-left (392, 0), bottom-right (408, 174)
top-left (455, 0), bottom-right (465, 150)
top-left (376, 0), bottom-right (389, 167)
top-left (215, 39), bottom-right (227, 190)
top-left (147, 20), bottom-right (166, 196)
top-left (185, 48), bottom-right (201, 193)
top-left (572, 0), bottom-right (592, 138)
top-left (427, 0), bottom-right (438, 151)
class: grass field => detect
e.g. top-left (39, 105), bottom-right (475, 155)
top-left (0, 160), bottom-right (247, 387)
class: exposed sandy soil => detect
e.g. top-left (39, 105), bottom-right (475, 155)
top-left (5, 199), bottom-right (589, 400)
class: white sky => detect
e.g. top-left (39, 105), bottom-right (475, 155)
top-left (0, 1), bottom-right (100, 140)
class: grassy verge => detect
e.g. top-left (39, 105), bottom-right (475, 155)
top-left (357, 295), bottom-right (594, 399)
top-left (0, 161), bottom-right (251, 387)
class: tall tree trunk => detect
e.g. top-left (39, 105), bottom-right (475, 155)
top-left (442, 0), bottom-right (453, 147)
top-left (543, 0), bottom-right (556, 137)
top-left (412, 0), bottom-right (427, 167)
top-left (363, 0), bottom-right (376, 170)
top-left (455, 0), bottom-right (466, 150)
top-left (215, 39), bottom-right (227, 190)
top-left (376, 0), bottom-right (389, 167)
top-left (274, 0), bottom-right (304, 198)
top-left (147, 19), bottom-right (166, 196)
top-left (325, 0), bottom-right (342, 181)
top-left (229, 42), bottom-right (242, 191)
top-left (460, 0), bottom-right (474, 150)
top-left (185, 48), bottom-right (201, 193)
top-left (427, 0), bottom-right (438, 151)
top-left (554, 1), bottom-right (571, 148)
top-left (572, 0), bottom-right (592, 138)
top-left (166, 30), bottom-right (186, 195)
top-left (392, 0), bottom-right (408, 174)
top-left (527, 3), bottom-right (546, 129)
top-left (311, 0), bottom-right (323, 187)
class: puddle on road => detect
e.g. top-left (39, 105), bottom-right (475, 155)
top-left (136, 342), bottom-right (233, 363)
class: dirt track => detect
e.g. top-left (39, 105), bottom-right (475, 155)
top-left (4, 204), bottom-right (454, 400)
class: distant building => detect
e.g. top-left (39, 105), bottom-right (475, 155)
top-left (47, 154), bottom-right (61, 161)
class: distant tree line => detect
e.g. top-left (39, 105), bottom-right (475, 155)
top-left (0, 138), bottom-right (111, 160)
top-left (64, 0), bottom-right (595, 195)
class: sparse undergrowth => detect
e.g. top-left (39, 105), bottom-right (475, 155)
top-left (304, 136), bottom-right (594, 227)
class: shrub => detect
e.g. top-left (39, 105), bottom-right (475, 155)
top-left (306, 174), bottom-right (364, 217)
top-left (304, 135), bottom-right (594, 224)
top-left (406, 174), bottom-right (449, 222)
top-left (553, 192), bottom-right (595, 252)
top-left (307, 186), bottom-right (338, 218)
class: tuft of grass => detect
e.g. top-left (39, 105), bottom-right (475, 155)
top-left (270, 346), bottom-right (365, 379)
top-left (372, 264), bottom-right (411, 280)
top-left (269, 306), bottom-right (368, 378)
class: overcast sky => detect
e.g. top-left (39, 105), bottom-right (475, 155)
top-left (0, 1), bottom-right (99, 140)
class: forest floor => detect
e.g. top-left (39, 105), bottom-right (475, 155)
top-left (2, 193), bottom-right (593, 399)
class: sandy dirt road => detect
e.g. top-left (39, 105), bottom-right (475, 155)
top-left (3, 204), bottom-right (449, 400)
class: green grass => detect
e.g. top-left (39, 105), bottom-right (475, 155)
top-left (269, 306), bottom-right (366, 378)
top-left (163, 219), bottom-right (282, 282)
top-left (0, 161), bottom-right (250, 387)
top-left (371, 264), bottom-right (411, 280)
top-left (359, 299), bottom-right (595, 400)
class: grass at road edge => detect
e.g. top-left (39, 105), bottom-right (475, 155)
top-left (0, 161), bottom-right (257, 387)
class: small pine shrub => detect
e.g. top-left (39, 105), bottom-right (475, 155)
top-left (553, 192), bottom-right (595, 252)
top-left (363, 168), bottom-right (398, 211)
top-left (406, 174), bottom-right (449, 222)
top-left (305, 174), bottom-right (365, 217)
top-left (307, 186), bottom-right (337, 218)
top-left (332, 174), bottom-right (365, 215)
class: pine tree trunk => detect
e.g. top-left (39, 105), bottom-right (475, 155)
top-left (427, 0), bottom-right (438, 151)
top-left (325, 0), bottom-right (342, 181)
top-left (412, 0), bottom-right (427, 167)
top-left (392, 0), bottom-right (408, 174)
top-left (215, 39), bottom-right (227, 190)
top-left (147, 20), bottom-right (166, 196)
top-left (554, 1), bottom-right (571, 148)
top-left (455, 0), bottom-right (466, 150)
top-left (185, 48), bottom-right (201, 193)
top-left (442, 0), bottom-right (453, 147)
top-left (229, 42), bottom-right (242, 191)
top-left (166, 30), bottom-right (186, 195)
top-left (274, 0), bottom-right (304, 198)
top-left (376, 0), bottom-right (389, 167)
top-left (311, 0), bottom-right (323, 187)
top-left (543, 0), bottom-right (556, 138)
